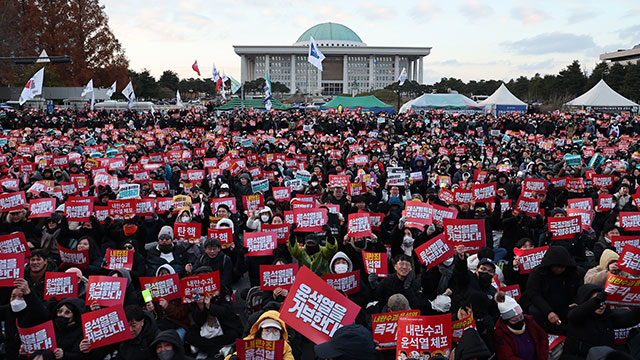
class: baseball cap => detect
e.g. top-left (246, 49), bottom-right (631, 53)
top-left (314, 324), bottom-right (374, 360)
top-left (478, 257), bottom-right (496, 269)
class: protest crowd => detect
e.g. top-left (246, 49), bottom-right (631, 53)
top-left (2, 106), bottom-right (640, 360)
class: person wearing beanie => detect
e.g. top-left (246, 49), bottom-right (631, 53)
top-left (493, 292), bottom-right (549, 360)
top-left (584, 249), bottom-right (623, 287)
top-left (146, 225), bottom-right (191, 277)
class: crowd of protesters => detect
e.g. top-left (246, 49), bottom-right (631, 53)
top-left (1, 105), bottom-right (640, 360)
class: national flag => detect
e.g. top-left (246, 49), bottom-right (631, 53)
top-left (122, 81), bottom-right (136, 109)
top-left (106, 81), bottom-right (117, 98)
top-left (212, 63), bottom-right (220, 82)
top-left (192, 60), bottom-right (200, 76)
top-left (230, 76), bottom-right (241, 94)
top-left (307, 36), bottom-right (325, 71)
top-left (264, 74), bottom-right (272, 111)
top-left (221, 71), bottom-right (228, 82)
top-left (398, 67), bottom-right (408, 86)
top-left (176, 90), bottom-right (182, 107)
top-left (19, 67), bottom-right (44, 106)
top-left (81, 79), bottom-right (94, 97)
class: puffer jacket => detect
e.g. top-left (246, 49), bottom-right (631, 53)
top-left (225, 310), bottom-right (294, 360)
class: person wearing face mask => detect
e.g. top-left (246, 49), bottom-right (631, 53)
top-left (52, 298), bottom-right (86, 360)
top-left (149, 330), bottom-right (194, 360)
top-left (493, 292), bottom-right (548, 360)
top-left (593, 223), bottom-right (619, 263)
top-left (146, 226), bottom-right (190, 277)
top-left (288, 225), bottom-right (337, 276)
top-left (225, 311), bottom-right (294, 360)
top-left (304, 174), bottom-right (323, 195)
top-left (4, 279), bottom-right (48, 360)
top-left (450, 246), bottom-right (499, 314)
top-left (246, 207), bottom-right (273, 232)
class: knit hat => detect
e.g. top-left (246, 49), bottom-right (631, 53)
top-left (158, 226), bottom-right (173, 240)
top-left (495, 292), bottom-right (522, 320)
top-left (216, 218), bottom-right (234, 232)
top-left (598, 249), bottom-right (619, 271)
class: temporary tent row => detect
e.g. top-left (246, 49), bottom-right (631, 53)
top-left (320, 95), bottom-right (395, 114)
top-left (566, 79), bottom-right (639, 113)
top-left (399, 94), bottom-right (483, 114)
top-left (215, 97), bottom-right (293, 111)
top-left (479, 83), bottom-right (527, 115)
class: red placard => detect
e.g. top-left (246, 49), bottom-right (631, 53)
top-left (597, 194), bottom-right (614, 211)
top-left (347, 182), bottom-right (366, 197)
top-left (28, 198), bottom-right (56, 219)
top-left (108, 199), bottom-right (135, 219)
top-left (612, 236), bottom-right (640, 254)
top-left (207, 227), bottom-right (233, 248)
top-left (210, 197), bottom-right (237, 214)
top-left (259, 264), bottom-right (299, 290)
top-left (244, 232), bottom-right (277, 256)
top-left (86, 276), bottom-right (127, 306)
top-left (174, 222), bottom-right (201, 243)
top-left (134, 198), bottom-right (156, 216)
top-left (180, 271), bottom-right (221, 303)
top-left (0, 191), bottom-right (26, 212)
top-left (414, 234), bottom-right (454, 270)
top-left (438, 188), bottom-right (454, 204)
top-left (347, 213), bottom-right (372, 238)
top-left (567, 177), bottom-right (586, 193)
top-left (452, 312), bottom-right (476, 343)
top-left (620, 212), bottom-right (640, 231)
top-left (57, 245), bottom-right (89, 268)
top-left (604, 273), bottom-right (640, 307)
top-left (18, 320), bottom-right (57, 354)
top-left (280, 266), bottom-right (361, 344)
top-left (567, 208), bottom-right (592, 230)
top-left (104, 249), bottom-right (134, 270)
top-left (396, 315), bottom-right (452, 358)
top-left (362, 251), bottom-right (388, 275)
top-left (243, 194), bottom-right (265, 212)
top-left (548, 216), bottom-right (581, 239)
top-left (151, 180), bottom-right (169, 193)
top-left (515, 196), bottom-right (540, 216)
top-left (329, 175), bottom-right (349, 188)
top-left (404, 201), bottom-right (433, 226)
top-left (513, 246), bottom-right (549, 274)
top-left (0, 178), bottom-right (20, 191)
top-left (372, 310), bottom-right (421, 350)
top-left (293, 208), bottom-right (327, 232)
top-left (139, 273), bottom-right (181, 301)
top-left (501, 284), bottom-right (521, 301)
top-left (65, 201), bottom-right (93, 222)
top-left (471, 183), bottom-right (496, 202)
top-left (453, 188), bottom-right (473, 205)
top-left (568, 198), bottom-right (593, 211)
top-left (431, 204), bottom-right (458, 223)
top-left (443, 218), bottom-right (485, 253)
top-left (132, 170), bottom-right (150, 183)
top-left (323, 271), bottom-right (360, 295)
top-left (0, 232), bottom-right (31, 257)
top-left (550, 177), bottom-right (568, 189)
top-left (44, 272), bottom-right (78, 300)
top-left (82, 306), bottom-right (132, 349)
top-left (617, 245), bottom-right (640, 276)
top-left (235, 339), bottom-right (284, 360)
top-left (523, 178), bottom-right (546, 192)
top-left (187, 170), bottom-right (205, 183)
top-left (262, 223), bottom-right (290, 244)
top-left (592, 174), bottom-right (614, 188)
top-left (272, 187), bottom-right (291, 202)
top-left (0, 253), bottom-right (25, 286)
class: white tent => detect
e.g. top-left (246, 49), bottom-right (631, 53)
top-left (479, 83), bottom-right (527, 115)
top-left (566, 79), bottom-right (639, 112)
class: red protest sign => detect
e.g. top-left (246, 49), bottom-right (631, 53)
top-left (174, 222), bottom-right (201, 243)
top-left (597, 194), bottom-right (614, 211)
top-left (617, 245), bottom-right (640, 276)
top-left (548, 216), bottom-right (581, 239)
top-left (243, 194), bottom-right (265, 212)
top-left (0, 232), bottom-right (31, 257)
top-left (293, 208), bottom-right (327, 232)
top-left (443, 218), bottom-right (485, 253)
top-left (567, 177), bottom-right (586, 193)
top-left (362, 251), bottom-right (388, 276)
top-left (347, 182), bottom-right (366, 197)
top-left (58, 245), bottom-right (88, 269)
top-left (620, 212), bottom-right (640, 231)
top-left (134, 198), bottom-right (156, 216)
top-left (513, 246), bottom-right (548, 274)
top-left (82, 306), bottom-right (132, 349)
top-left (329, 175), bottom-right (349, 188)
top-left (372, 310), bottom-right (421, 350)
top-left (207, 227), bottom-right (233, 248)
top-left (431, 204), bottom-right (458, 223)
top-left (612, 236), bottom-right (640, 254)
top-left (550, 177), bottom-right (568, 189)
top-left (262, 223), bottom-right (290, 244)
top-left (0, 253), bottom-right (25, 286)
top-left (18, 320), bottom-right (57, 354)
top-left (180, 271), bottom-right (221, 303)
top-left (210, 197), bottom-right (237, 214)
top-left (235, 339), bottom-right (284, 360)
top-left (515, 196), bottom-right (539, 217)
top-left (472, 183), bottom-right (496, 202)
top-left (405, 200), bottom-right (433, 226)
top-left (272, 187), bottom-right (291, 202)
top-left (438, 188), bottom-right (454, 204)
top-left (108, 199), bottom-right (136, 219)
top-left (592, 174), bottom-right (614, 188)
top-left (604, 273), bottom-right (640, 307)
top-left (260, 264), bottom-right (299, 290)
top-left (139, 273), bottom-right (181, 301)
top-left (86, 276), bottom-right (127, 306)
top-left (453, 188), bottom-right (473, 205)
top-left (65, 201), bottom-right (93, 222)
top-left (151, 180), bottom-right (169, 193)
top-left (0, 178), bottom-right (19, 191)
top-left (0, 191), bottom-right (26, 212)
top-left (396, 315), bottom-right (452, 358)
top-left (323, 271), bottom-right (360, 295)
top-left (244, 232), bottom-right (277, 256)
top-left (348, 213), bottom-right (372, 238)
top-left (568, 198), bottom-right (593, 211)
top-left (280, 266), bottom-right (360, 344)
top-left (567, 208), bottom-right (592, 230)
top-left (44, 272), bottom-right (77, 300)
top-left (414, 234), bottom-right (454, 270)
top-left (452, 312), bottom-right (476, 343)
top-left (523, 178), bottom-right (546, 192)
top-left (104, 249), bottom-right (133, 270)
top-left (28, 198), bottom-right (56, 218)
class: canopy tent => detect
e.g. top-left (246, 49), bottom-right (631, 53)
top-left (566, 79), bottom-right (639, 113)
top-left (399, 94), bottom-right (483, 114)
top-left (479, 83), bottom-right (527, 115)
top-left (320, 95), bottom-right (395, 114)
top-left (215, 97), bottom-right (294, 111)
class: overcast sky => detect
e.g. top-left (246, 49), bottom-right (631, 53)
top-left (102, 0), bottom-right (640, 84)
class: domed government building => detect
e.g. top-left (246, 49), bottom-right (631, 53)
top-left (233, 22), bottom-right (431, 95)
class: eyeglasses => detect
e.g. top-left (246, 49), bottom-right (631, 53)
top-left (124, 245), bottom-right (134, 250)
top-left (57, 308), bottom-right (72, 316)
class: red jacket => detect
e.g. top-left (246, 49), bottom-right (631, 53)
top-left (493, 315), bottom-right (549, 360)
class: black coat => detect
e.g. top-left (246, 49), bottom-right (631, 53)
top-left (118, 311), bottom-right (158, 360)
top-left (149, 329), bottom-right (194, 360)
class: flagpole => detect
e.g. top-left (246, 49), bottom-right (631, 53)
top-left (241, 83), bottom-right (244, 110)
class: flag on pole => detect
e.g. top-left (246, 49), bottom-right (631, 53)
top-left (222, 71), bottom-right (228, 82)
top-left (192, 60), bottom-right (201, 76)
top-left (220, 71), bottom-right (228, 99)
top-left (212, 64), bottom-right (220, 82)
top-left (230, 76), bottom-right (241, 94)
top-left (106, 81), bottom-right (117, 98)
top-left (176, 90), bottom-right (182, 107)
top-left (264, 74), bottom-right (272, 111)
top-left (81, 79), bottom-right (94, 97)
top-left (19, 67), bottom-right (44, 106)
top-left (398, 67), bottom-right (408, 86)
top-left (308, 36), bottom-right (325, 71)
top-left (122, 81), bottom-right (136, 109)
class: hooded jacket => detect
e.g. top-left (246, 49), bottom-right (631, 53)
top-left (583, 249), bottom-right (620, 287)
top-left (329, 251), bottom-right (353, 274)
top-left (119, 310), bottom-right (158, 360)
top-left (225, 310), bottom-right (294, 360)
top-left (455, 328), bottom-right (492, 360)
top-left (149, 329), bottom-right (194, 360)
top-left (54, 298), bottom-right (86, 360)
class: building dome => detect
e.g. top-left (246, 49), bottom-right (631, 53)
top-left (293, 22), bottom-right (366, 47)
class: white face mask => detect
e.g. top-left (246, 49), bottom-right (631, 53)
top-left (334, 263), bottom-right (349, 274)
top-left (200, 319), bottom-right (223, 339)
top-left (11, 299), bottom-right (27, 312)
top-left (443, 257), bottom-right (454, 266)
top-left (311, 182), bottom-right (318, 187)
top-left (403, 236), bottom-right (414, 245)
top-left (181, 216), bottom-right (190, 223)
top-left (261, 332), bottom-right (280, 342)
top-left (261, 215), bottom-right (270, 222)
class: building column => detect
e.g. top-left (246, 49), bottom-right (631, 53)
top-left (290, 54), bottom-right (296, 94)
top-left (394, 56), bottom-right (400, 81)
top-left (317, 67), bottom-right (322, 95)
top-left (407, 60), bottom-right (413, 81)
top-left (369, 55), bottom-right (374, 91)
top-left (265, 55), bottom-right (270, 80)
top-left (418, 57), bottom-right (424, 84)
top-left (343, 55), bottom-right (349, 95)
top-left (412, 59), bottom-right (417, 80)
top-left (240, 55), bottom-right (247, 84)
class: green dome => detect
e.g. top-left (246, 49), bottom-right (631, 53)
top-left (295, 22), bottom-right (364, 45)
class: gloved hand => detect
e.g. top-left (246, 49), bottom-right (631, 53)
top-left (368, 273), bottom-right (379, 289)
top-left (595, 291), bottom-right (608, 303)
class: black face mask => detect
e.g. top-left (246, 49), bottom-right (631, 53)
top-left (55, 316), bottom-right (73, 330)
top-left (354, 240), bottom-right (366, 249)
top-left (477, 272), bottom-right (493, 286)
top-left (305, 244), bottom-right (319, 255)
top-left (509, 319), bottom-right (525, 331)
top-left (159, 244), bottom-right (174, 254)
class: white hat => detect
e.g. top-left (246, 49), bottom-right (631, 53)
top-left (496, 292), bottom-right (522, 320)
top-left (259, 318), bottom-right (282, 331)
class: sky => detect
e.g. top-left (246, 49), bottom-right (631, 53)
top-left (101, 0), bottom-right (640, 85)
